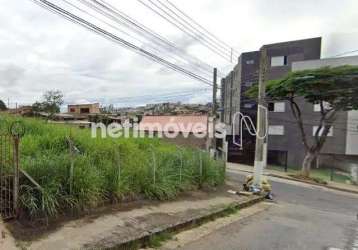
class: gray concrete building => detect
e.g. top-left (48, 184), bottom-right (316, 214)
top-left (285, 56), bottom-right (358, 169)
top-left (221, 37), bottom-right (358, 170)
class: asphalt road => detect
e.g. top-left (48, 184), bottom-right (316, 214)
top-left (160, 169), bottom-right (358, 250)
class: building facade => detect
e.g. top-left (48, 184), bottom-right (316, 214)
top-left (282, 56), bottom-right (358, 169)
top-left (222, 37), bottom-right (328, 167)
top-left (67, 103), bottom-right (100, 114)
top-left (222, 37), bottom-right (358, 169)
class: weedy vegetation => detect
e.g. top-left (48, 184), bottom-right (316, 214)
top-left (0, 115), bottom-right (225, 220)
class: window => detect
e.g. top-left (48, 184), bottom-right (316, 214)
top-left (246, 60), bottom-right (254, 65)
top-left (244, 103), bottom-right (254, 109)
top-left (268, 103), bottom-right (275, 111)
top-left (312, 126), bottom-right (333, 137)
top-left (271, 56), bottom-right (288, 67)
top-left (269, 125), bottom-right (285, 135)
top-left (314, 102), bottom-right (331, 112)
top-left (245, 82), bottom-right (254, 87)
top-left (69, 108), bottom-right (76, 113)
top-left (274, 102), bottom-right (285, 112)
top-left (268, 102), bottom-right (285, 112)
top-left (80, 108), bottom-right (90, 114)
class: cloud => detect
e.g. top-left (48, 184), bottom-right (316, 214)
top-left (0, 64), bottom-right (25, 87)
top-left (0, 0), bottom-right (357, 108)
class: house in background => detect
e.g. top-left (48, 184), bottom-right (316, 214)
top-left (68, 103), bottom-right (100, 114)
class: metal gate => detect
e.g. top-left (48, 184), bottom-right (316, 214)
top-left (0, 134), bottom-right (19, 220)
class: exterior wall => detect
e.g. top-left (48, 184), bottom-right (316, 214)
top-left (68, 103), bottom-right (100, 114)
top-left (240, 51), bottom-right (260, 114)
top-left (231, 63), bottom-right (242, 118)
top-left (222, 38), bottom-right (358, 168)
top-left (269, 97), bottom-right (348, 167)
top-left (160, 133), bottom-right (207, 149)
top-left (221, 37), bottom-right (323, 166)
top-left (264, 37), bottom-right (322, 81)
top-left (221, 51), bottom-right (259, 135)
top-left (221, 71), bottom-right (233, 124)
top-left (293, 55), bottom-right (358, 71)
top-left (264, 38), bottom-right (322, 167)
top-left (290, 55), bottom-right (358, 165)
top-left (346, 111), bottom-right (358, 155)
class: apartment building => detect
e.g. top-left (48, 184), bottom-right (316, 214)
top-left (221, 37), bottom-right (322, 166)
top-left (222, 37), bottom-right (358, 170)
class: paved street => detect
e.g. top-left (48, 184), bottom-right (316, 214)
top-left (158, 168), bottom-right (358, 250)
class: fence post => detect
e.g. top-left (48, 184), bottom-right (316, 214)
top-left (13, 136), bottom-right (20, 213)
top-left (9, 121), bottom-right (25, 218)
top-left (177, 147), bottom-right (183, 184)
top-left (151, 147), bottom-right (156, 185)
top-left (199, 151), bottom-right (203, 187)
top-left (117, 148), bottom-right (121, 186)
top-left (67, 137), bottom-right (75, 195)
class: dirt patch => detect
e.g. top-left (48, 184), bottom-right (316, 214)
top-left (6, 183), bottom-right (240, 242)
top-left (6, 197), bottom-right (151, 242)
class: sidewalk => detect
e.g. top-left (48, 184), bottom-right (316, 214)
top-left (8, 184), bottom-right (263, 250)
top-left (227, 163), bottom-right (358, 195)
top-left (0, 220), bottom-right (17, 250)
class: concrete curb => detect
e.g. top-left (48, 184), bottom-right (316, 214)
top-left (99, 195), bottom-right (265, 250)
top-left (227, 167), bottom-right (358, 195)
top-left (268, 173), bottom-right (358, 195)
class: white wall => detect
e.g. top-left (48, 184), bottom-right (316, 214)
top-left (346, 110), bottom-right (358, 155)
top-left (292, 55), bottom-right (358, 71)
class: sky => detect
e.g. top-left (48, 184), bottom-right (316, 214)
top-left (0, 0), bottom-right (358, 108)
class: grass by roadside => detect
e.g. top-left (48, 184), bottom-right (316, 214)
top-left (0, 115), bottom-right (225, 220)
top-left (267, 165), bottom-right (352, 185)
top-left (144, 204), bottom-right (241, 249)
top-left (148, 232), bottom-right (174, 248)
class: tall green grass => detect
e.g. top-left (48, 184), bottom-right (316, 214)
top-left (0, 115), bottom-right (225, 219)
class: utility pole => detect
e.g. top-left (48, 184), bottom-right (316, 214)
top-left (253, 47), bottom-right (269, 187)
top-left (211, 68), bottom-right (218, 156)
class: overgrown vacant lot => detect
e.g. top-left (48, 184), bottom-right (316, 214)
top-left (0, 115), bottom-right (225, 219)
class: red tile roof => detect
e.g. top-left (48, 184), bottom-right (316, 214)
top-left (139, 115), bottom-right (208, 133)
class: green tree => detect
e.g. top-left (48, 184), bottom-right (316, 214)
top-left (0, 100), bottom-right (7, 111)
top-left (32, 90), bottom-right (64, 119)
top-left (247, 66), bottom-right (358, 177)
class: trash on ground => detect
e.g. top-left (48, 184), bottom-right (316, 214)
top-left (242, 174), bottom-right (274, 200)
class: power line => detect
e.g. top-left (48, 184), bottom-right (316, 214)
top-left (106, 88), bottom-right (211, 102)
top-left (62, 0), bottom-right (212, 79)
top-left (162, 0), bottom-right (240, 57)
top-left (94, 0), bottom-right (224, 76)
top-left (137, 0), bottom-right (233, 62)
top-left (154, 0), bottom-right (238, 58)
top-left (31, 0), bottom-right (214, 86)
top-left (77, 0), bottom-right (217, 79)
